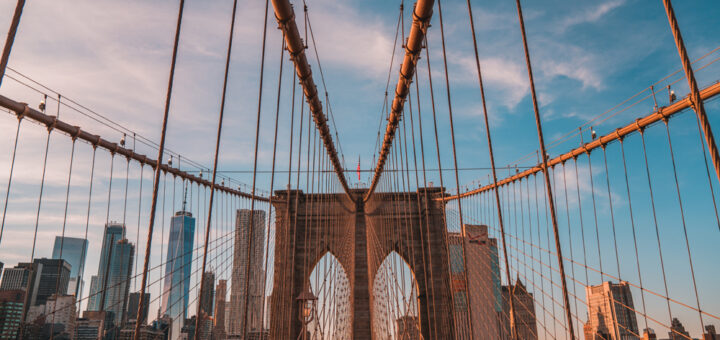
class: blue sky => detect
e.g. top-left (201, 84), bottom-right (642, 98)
top-left (0, 0), bottom-right (719, 337)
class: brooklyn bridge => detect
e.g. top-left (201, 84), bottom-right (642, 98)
top-left (0, 0), bottom-right (718, 339)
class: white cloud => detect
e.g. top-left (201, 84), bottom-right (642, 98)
top-left (559, 0), bottom-right (625, 32)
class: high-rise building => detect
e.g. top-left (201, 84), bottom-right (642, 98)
top-left (200, 271), bottom-right (215, 317)
top-left (396, 315), bottom-right (421, 340)
top-left (502, 279), bottom-right (538, 340)
top-left (52, 236), bottom-right (88, 297)
top-left (704, 325), bottom-right (718, 340)
top-left (0, 290), bottom-right (25, 339)
top-left (229, 209), bottom-right (266, 335)
top-left (668, 318), bottom-right (690, 340)
top-left (449, 224), bottom-right (503, 339)
top-left (127, 292), bottom-right (150, 324)
top-left (32, 258), bottom-right (71, 306)
top-left (585, 281), bottom-right (639, 340)
top-left (0, 262), bottom-right (41, 308)
top-left (160, 209), bottom-right (195, 340)
top-left (41, 294), bottom-right (77, 336)
top-left (87, 223), bottom-right (135, 326)
top-left (75, 310), bottom-right (113, 340)
top-left (213, 279), bottom-right (227, 340)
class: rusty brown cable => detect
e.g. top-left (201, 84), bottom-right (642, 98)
top-left (464, 0), bottom-right (519, 337)
top-left (663, 121), bottom-right (706, 331)
top-left (661, 0), bottom-right (720, 187)
top-left (242, 0), bottom-right (270, 334)
top-left (0, 0), bottom-right (25, 87)
top-left (194, 0), bottom-right (238, 337)
top-left (424, 34), bottom-right (456, 335)
top-left (513, 0), bottom-right (574, 337)
top-left (259, 33), bottom-right (285, 332)
top-left (413, 69), bottom-right (440, 338)
top-left (0, 116), bottom-right (22, 247)
top-left (365, 0), bottom-right (434, 201)
top-left (134, 0), bottom-right (185, 337)
top-left (435, 0), bottom-right (475, 337)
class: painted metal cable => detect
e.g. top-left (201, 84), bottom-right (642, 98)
top-left (513, 0), bottom-right (574, 336)
top-left (134, 0), bottom-right (186, 337)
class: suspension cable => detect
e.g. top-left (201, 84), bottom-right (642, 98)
top-left (365, 0), bottom-right (434, 201)
top-left (513, 0), bottom-right (574, 336)
top-left (0, 0), bottom-right (25, 87)
top-left (464, 0), bottom-right (519, 337)
top-left (134, 0), bottom-right (186, 337)
top-left (194, 0), bottom-right (238, 336)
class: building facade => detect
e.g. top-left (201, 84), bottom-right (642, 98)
top-left (584, 281), bottom-right (639, 340)
top-left (502, 280), bottom-right (538, 340)
top-left (52, 236), bottom-right (88, 297)
top-left (127, 292), bottom-right (150, 324)
top-left (0, 262), bottom-right (41, 308)
top-left (668, 318), bottom-right (690, 340)
top-left (41, 294), bottom-right (77, 337)
top-left (213, 279), bottom-right (227, 339)
top-left (87, 223), bottom-right (135, 326)
top-left (229, 209), bottom-right (266, 335)
top-left (200, 271), bottom-right (214, 317)
top-left (32, 258), bottom-right (71, 307)
top-left (160, 210), bottom-right (195, 340)
top-left (449, 224), bottom-right (503, 339)
top-left (0, 290), bottom-right (25, 339)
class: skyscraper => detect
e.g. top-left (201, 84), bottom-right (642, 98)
top-left (213, 279), bottom-right (227, 340)
top-left (200, 271), bottom-right (215, 317)
top-left (449, 224), bottom-right (503, 339)
top-left (229, 209), bottom-right (266, 335)
top-left (584, 281), bottom-right (639, 340)
top-left (126, 292), bottom-right (150, 324)
top-left (0, 290), bottom-right (25, 339)
top-left (160, 209), bottom-right (195, 340)
top-left (32, 258), bottom-right (71, 307)
top-left (669, 318), bottom-right (690, 340)
top-left (87, 223), bottom-right (135, 326)
top-left (41, 294), bottom-right (77, 336)
top-left (52, 236), bottom-right (88, 297)
top-left (0, 262), bottom-right (41, 307)
top-left (502, 279), bottom-right (538, 340)
top-left (704, 325), bottom-right (718, 340)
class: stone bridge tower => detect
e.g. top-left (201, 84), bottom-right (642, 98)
top-left (268, 187), bottom-right (456, 339)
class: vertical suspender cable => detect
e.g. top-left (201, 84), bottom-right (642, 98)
top-left (435, 1), bottom-right (475, 337)
top-left (243, 0), bottom-right (270, 335)
top-left (134, 0), bottom-right (185, 338)
top-left (0, 0), bottom-right (25, 87)
top-left (29, 127), bottom-right (53, 260)
top-left (194, 0), bottom-right (238, 337)
top-left (513, 0), bottom-right (575, 337)
top-left (0, 114), bottom-right (22, 247)
top-left (49, 136), bottom-right (77, 340)
top-left (260, 33), bottom-right (285, 334)
top-left (661, 0), bottom-right (720, 186)
top-left (464, 0), bottom-right (518, 337)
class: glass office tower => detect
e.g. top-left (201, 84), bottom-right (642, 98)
top-left (160, 210), bottom-right (195, 340)
top-left (52, 236), bottom-right (88, 297)
top-left (87, 223), bottom-right (134, 326)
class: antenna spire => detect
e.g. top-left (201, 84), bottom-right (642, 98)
top-left (182, 182), bottom-right (188, 212)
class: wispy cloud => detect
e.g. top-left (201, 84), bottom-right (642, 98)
top-left (558, 0), bottom-right (625, 32)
